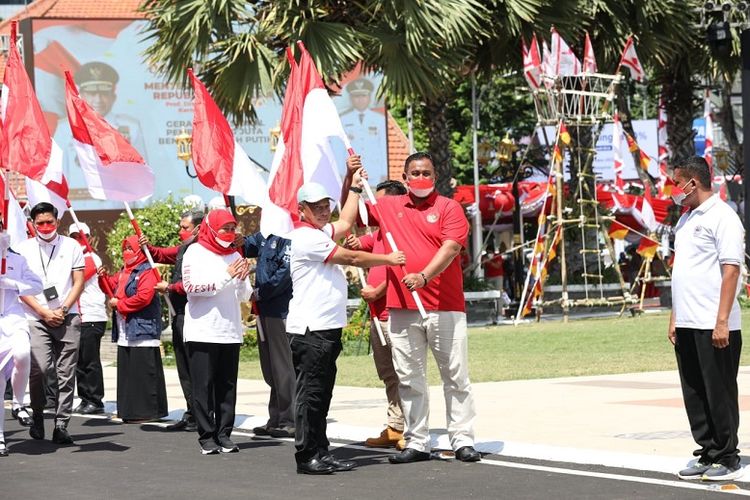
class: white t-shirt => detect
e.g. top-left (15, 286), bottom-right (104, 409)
top-left (286, 223), bottom-right (347, 335)
top-left (182, 243), bottom-right (252, 344)
top-left (79, 252), bottom-right (108, 323)
top-left (0, 251), bottom-right (44, 338)
top-left (672, 195), bottom-right (745, 330)
top-left (16, 235), bottom-right (85, 320)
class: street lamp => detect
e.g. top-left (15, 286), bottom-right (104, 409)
top-left (175, 128), bottom-right (198, 178)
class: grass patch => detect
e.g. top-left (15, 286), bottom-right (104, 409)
top-left (235, 310), bottom-right (750, 386)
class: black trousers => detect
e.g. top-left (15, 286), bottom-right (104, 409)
top-left (187, 341), bottom-right (240, 447)
top-left (674, 328), bottom-right (742, 467)
top-left (171, 314), bottom-right (193, 420)
top-left (76, 321), bottom-right (106, 407)
top-left (288, 328), bottom-right (342, 464)
top-left (258, 316), bottom-right (295, 429)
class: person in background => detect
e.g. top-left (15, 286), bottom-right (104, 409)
top-left (242, 232), bottom-right (295, 439)
top-left (17, 202), bottom-right (85, 445)
top-left (101, 236), bottom-right (168, 424)
top-left (146, 208), bottom-right (205, 432)
top-left (344, 179), bottom-right (408, 451)
top-left (482, 245), bottom-right (504, 293)
top-left (0, 228), bottom-right (44, 456)
top-left (182, 209), bottom-right (251, 455)
top-left (68, 223), bottom-right (108, 415)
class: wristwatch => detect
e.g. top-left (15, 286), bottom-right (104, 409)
top-left (349, 186), bottom-right (363, 194)
top-left (61, 305), bottom-right (69, 315)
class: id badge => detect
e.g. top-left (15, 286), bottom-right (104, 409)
top-left (43, 285), bottom-right (59, 302)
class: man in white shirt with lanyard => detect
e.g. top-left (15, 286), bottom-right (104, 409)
top-left (16, 203), bottom-right (85, 445)
top-left (669, 156), bottom-right (745, 481)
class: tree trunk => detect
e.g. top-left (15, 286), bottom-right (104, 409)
top-left (662, 60), bottom-right (697, 165)
top-left (718, 72), bottom-right (742, 175)
top-left (423, 94), bottom-right (454, 195)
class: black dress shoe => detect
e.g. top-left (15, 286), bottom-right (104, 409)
top-left (12, 407), bottom-right (33, 426)
top-left (455, 446), bottom-right (481, 462)
top-left (268, 426), bottom-right (295, 438)
top-left (297, 458), bottom-right (335, 475)
top-left (52, 426), bottom-right (74, 445)
top-left (184, 420), bottom-right (197, 432)
top-left (320, 454), bottom-right (356, 471)
top-left (252, 425), bottom-right (271, 436)
top-left (29, 414), bottom-right (45, 440)
top-left (388, 448), bottom-right (431, 464)
top-left (80, 403), bottom-right (105, 415)
top-left (73, 402), bottom-right (87, 413)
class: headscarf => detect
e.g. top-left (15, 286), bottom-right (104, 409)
top-left (197, 209), bottom-right (239, 256)
top-left (116, 235), bottom-right (148, 300)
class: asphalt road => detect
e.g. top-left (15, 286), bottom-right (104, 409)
top-left (0, 414), bottom-right (742, 499)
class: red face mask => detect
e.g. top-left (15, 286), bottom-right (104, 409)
top-left (214, 231), bottom-right (236, 248)
top-left (408, 177), bottom-right (435, 197)
top-left (36, 222), bottom-right (56, 236)
top-left (123, 249), bottom-right (139, 266)
top-left (179, 229), bottom-right (194, 242)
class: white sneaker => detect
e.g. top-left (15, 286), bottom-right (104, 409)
top-left (0, 440), bottom-right (8, 457)
top-left (701, 463), bottom-right (742, 481)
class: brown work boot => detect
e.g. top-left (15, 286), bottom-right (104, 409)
top-left (365, 427), bottom-right (403, 448)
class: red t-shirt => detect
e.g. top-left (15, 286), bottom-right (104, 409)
top-left (359, 230), bottom-right (388, 321)
top-left (366, 191), bottom-right (469, 313)
top-left (483, 254), bottom-right (504, 278)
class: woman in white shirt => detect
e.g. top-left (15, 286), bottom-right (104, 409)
top-left (182, 209), bottom-right (251, 455)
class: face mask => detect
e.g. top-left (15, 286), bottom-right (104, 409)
top-left (408, 177), bottom-right (435, 198)
top-left (179, 229), bottom-right (194, 242)
top-left (123, 249), bottom-right (140, 266)
top-left (671, 180), bottom-right (695, 206)
top-left (36, 223), bottom-right (57, 240)
top-left (214, 231), bottom-right (236, 248)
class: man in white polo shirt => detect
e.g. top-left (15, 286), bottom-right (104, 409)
top-left (285, 172), bottom-right (405, 475)
top-left (669, 156), bottom-right (745, 482)
top-left (16, 203), bottom-right (85, 445)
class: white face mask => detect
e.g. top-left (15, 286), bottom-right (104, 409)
top-left (36, 230), bottom-right (57, 242)
top-left (214, 236), bottom-right (233, 248)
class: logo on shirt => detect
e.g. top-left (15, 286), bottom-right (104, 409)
top-left (694, 225), bottom-right (704, 236)
top-left (426, 213), bottom-right (439, 224)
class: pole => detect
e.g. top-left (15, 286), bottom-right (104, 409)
top-left (742, 28), bottom-right (750, 266)
top-left (407, 104), bottom-right (415, 154)
top-left (0, 169), bottom-right (9, 315)
top-left (511, 174), bottom-right (523, 301)
top-left (471, 74), bottom-right (484, 279)
top-left (68, 203), bottom-right (115, 298)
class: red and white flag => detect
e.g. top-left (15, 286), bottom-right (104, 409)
top-left (656, 97), bottom-right (674, 198)
top-left (522, 35), bottom-right (543, 89)
top-left (188, 70), bottom-right (267, 206)
top-left (583, 32), bottom-right (597, 73)
top-left (64, 71), bottom-right (154, 201)
top-left (619, 36), bottom-right (645, 82)
top-left (1, 21), bottom-right (62, 183)
top-left (550, 28), bottom-right (581, 76)
top-left (612, 113), bottom-right (626, 195)
top-left (703, 91), bottom-right (714, 175)
top-left (261, 43), bottom-right (348, 236)
top-left (25, 175), bottom-right (70, 217)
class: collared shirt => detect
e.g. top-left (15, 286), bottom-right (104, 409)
top-left (359, 230), bottom-right (388, 321)
top-left (79, 252), bottom-right (108, 322)
top-left (16, 235), bottom-right (85, 319)
top-left (365, 191), bottom-right (469, 312)
top-left (672, 194), bottom-right (744, 330)
top-left (286, 221), bottom-right (347, 334)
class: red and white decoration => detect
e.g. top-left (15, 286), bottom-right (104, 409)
top-left (550, 28), bottom-right (581, 76)
top-left (64, 71), bottom-right (154, 201)
top-left (619, 36), bottom-right (645, 82)
top-left (583, 32), bottom-right (597, 73)
top-left (703, 91), bottom-right (714, 174)
top-left (612, 113), bottom-right (626, 194)
top-left (522, 35), bottom-right (543, 89)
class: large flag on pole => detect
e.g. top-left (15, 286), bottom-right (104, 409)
top-left (188, 70), bottom-right (267, 206)
top-left (656, 98), bottom-right (674, 198)
top-left (25, 175), bottom-right (70, 216)
top-left (261, 42), bottom-right (348, 236)
top-left (619, 36), bottom-right (645, 82)
top-left (2, 21), bottom-right (62, 183)
top-left (612, 113), bottom-right (626, 194)
top-left (64, 71), bottom-right (154, 201)
top-left (583, 32), bottom-right (597, 73)
top-left (522, 35), bottom-right (542, 89)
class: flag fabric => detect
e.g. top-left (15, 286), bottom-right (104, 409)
top-left (559, 123), bottom-right (571, 145)
top-left (522, 35), bottom-right (543, 89)
top-left (25, 174), bottom-right (70, 216)
top-left (541, 39), bottom-right (553, 77)
top-left (583, 32), bottom-right (597, 73)
top-left (0, 175), bottom-right (30, 247)
top-left (619, 36), bottom-right (645, 82)
top-left (522, 225), bottom-right (562, 317)
top-left (550, 28), bottom-right (581, 76)
top-left (625, 132), bottom-right (652, 171)
top-left (703, 92), bottom-right (714, 176)
top-left (189, 70), bottom-right (267, 207)
top-left (608, 220), bottom-right (630, 240)
top-left (2, 21), bottom-right (63, 182)
top-left (612, 114), bottom-right (625, 194)
top-left (64, 71), bottom-right (154, 202)
top-left (261, 43), bottom-right (349, 236)
top-left (636, 236), bottom-right (659, 259)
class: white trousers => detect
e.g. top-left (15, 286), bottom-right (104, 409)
top-left (388, 309), bottom-right (476, 452)
top-left (0, 331), bottom-right (32, 439)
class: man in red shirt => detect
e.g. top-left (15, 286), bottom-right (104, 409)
top-left (344, 152), bottom-right (480, 464)
top-left (482, 246), bottom-right (505, 292)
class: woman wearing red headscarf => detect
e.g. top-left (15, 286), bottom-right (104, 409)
top-left (101, 236), bottom-right (168, 423)
top-left (182, 209), bottom-right (251, 455)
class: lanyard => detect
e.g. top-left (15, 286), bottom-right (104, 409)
top-left (38, 242), bottom-right (56, 280)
